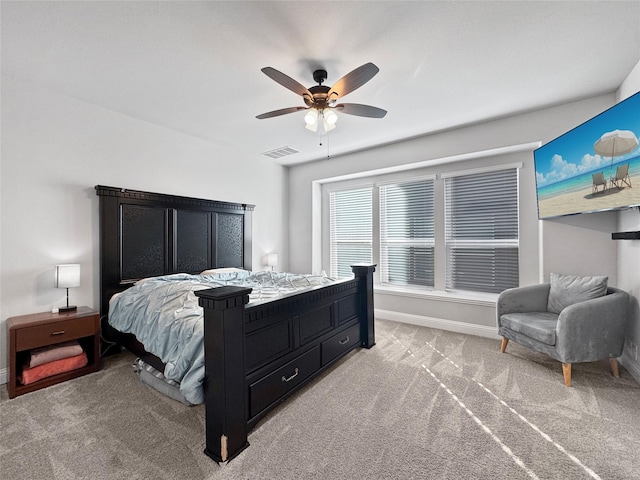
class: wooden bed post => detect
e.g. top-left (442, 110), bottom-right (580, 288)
top-left (352, 264), bottom-right (376, 349)
top-left (195, 286), bottom-right (252, 463)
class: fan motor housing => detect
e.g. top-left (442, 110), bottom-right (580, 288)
top-left (313, 69), bottom-right (328, 85)
top-left (308, 85), bottom-right (331, 108)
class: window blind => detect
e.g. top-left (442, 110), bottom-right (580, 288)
top-left (380, 179), bottom-right (435, 287)
top-left (329, 187), bottom-right (372, 278)
top-left (444, 168), bottom-right (519, 293)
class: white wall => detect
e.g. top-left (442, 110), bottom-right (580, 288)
top-left (616, 61), bottom-right (640, 381)
top-left (539, 212), bottom-right (618, 281)
top-left (0, 76), bottom-right (289, 375)
top-left (289, 93), bottom-right (621, 336)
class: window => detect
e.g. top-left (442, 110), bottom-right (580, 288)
top-left (380, 179), bottom-right (435, 287)
top-left (444, 168), bottom-right (519, 293)
top-left (324, 161), bottom-right (522, 295)
top-left (329, 187), bottom-right (372, 278)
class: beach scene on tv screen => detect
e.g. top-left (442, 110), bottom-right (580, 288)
top-left (535, 92), bottom-right (640, 219)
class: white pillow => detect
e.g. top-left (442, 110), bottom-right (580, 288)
top-left (547, 272), bottom-right (608, 314)
top-left (200, 267), bottom-right (248, 275)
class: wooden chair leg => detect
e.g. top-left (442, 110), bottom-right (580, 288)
top-left (610, 358), bottom-right (620, 378)
top-left (562, 363), bottom-right (572, 387)
top-left (500, 337), bottom-right (508, 353)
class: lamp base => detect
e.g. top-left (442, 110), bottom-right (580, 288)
top-left (59, 305), bottom-right (77, 313)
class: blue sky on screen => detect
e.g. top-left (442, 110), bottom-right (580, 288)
top-left (535, 92), bottom-right (640, 187)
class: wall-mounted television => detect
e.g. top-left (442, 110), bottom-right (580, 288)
top-left (534, 91), bottom-right (640, 220)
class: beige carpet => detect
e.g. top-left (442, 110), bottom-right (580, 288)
top-left (2, 319), bottom-right (639, 480)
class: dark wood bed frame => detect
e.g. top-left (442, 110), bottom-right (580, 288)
top-left (96, 185), bottom-right (376, 462)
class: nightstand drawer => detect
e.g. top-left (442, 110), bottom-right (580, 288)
top-left (15, 317), bottom-right (96, 351)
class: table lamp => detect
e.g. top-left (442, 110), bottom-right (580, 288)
top-left (55, 264), bottom-right (80, 312)
top-left (267, 253), bottom-right (278, 271)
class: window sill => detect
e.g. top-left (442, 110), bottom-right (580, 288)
top-left (375, 284), bottom-right (498, 307)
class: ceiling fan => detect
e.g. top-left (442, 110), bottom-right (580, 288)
top-left (256, 62), bottom-right (387, 133)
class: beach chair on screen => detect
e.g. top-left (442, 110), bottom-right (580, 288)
top-left (592, 172), bottom-right (607, 194)
top-left (610, 164), bottom-right (632, 190)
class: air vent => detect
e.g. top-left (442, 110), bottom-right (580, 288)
top-left (262, 146), bottom-right (299, 159)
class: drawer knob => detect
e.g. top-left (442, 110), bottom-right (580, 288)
top-left (51, 330), bottom-right (66, 336)
top-left (338, 336), bottom-right (350, 345)
top-left (281, 368), bottom-right (299, 383)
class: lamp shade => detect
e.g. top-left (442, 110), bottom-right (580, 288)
top-left (267, 253), bottom-right (278, 267)
top-left (324, 109), bottom-right (338, 125)
top-left (55, 264), bottom-right (81, 289)
top-left (304, 108), bottom-right (318, 126)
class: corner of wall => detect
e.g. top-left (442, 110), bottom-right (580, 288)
top-left (616, 60), bottom-right (640, 102)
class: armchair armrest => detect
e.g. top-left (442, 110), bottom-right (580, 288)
top-left (556, 291), bottom-right (630, 363)
top-left (497, 284), bottom-right (551, 323)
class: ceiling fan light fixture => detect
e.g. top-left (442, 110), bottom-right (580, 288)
top-left (305, 108), bottom-right (319, 132)
top-left (323, 109), bottom-right (338, 125)
top-left (304, 108), bottom-right (318, 126)
top-left (323, 122), bottom-right (336, 133)
top-left (321, 117), bottom-right (336, 133)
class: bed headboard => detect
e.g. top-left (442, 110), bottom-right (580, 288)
top-left (95, 185), bottom-right (254, 318)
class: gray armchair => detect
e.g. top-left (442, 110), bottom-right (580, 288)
top-left (497, 277), bottom-right (629, 386)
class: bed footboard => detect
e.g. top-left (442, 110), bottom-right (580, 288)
top-left (195, 264), bottom-right (376, 462)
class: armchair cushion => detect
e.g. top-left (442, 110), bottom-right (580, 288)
top-left (500, 312), bottom-right (558, 345)
top-left (547, 272), bottom-right (608, 314)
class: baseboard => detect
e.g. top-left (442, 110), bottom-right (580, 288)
top-left (0, 367), bottom-right (7, 386)
top-left (620, 351), bottom-right (640, 385)
top-left (375, 309), bottom-right (501, 340)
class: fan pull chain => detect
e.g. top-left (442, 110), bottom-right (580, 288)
top-left (326, 134), bottom-right (330, 159)
top-left (319, 134), bottom-right (331, 159)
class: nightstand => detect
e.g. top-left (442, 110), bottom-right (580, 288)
top-left (7, 306), bottom-right (101, 398)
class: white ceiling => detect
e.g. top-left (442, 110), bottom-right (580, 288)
top-left (3, 1), bottom-right (640, 166)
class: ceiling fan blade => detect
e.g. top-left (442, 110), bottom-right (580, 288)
top-left (261, 67), bottom-right (313, 97)
top-left (327, 63), bottom-right (380, 100)
top-left (256, 106), bottom-right (308, 119)
top-left (335, 103), bottom-right (387, 118)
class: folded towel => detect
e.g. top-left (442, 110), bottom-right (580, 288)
top-left (19, 352), bottom-right (88, 385)
top-left (28, 340), bottom-right (84, 368)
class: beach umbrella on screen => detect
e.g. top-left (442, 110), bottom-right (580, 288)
top-left (594, 129), bottom-right (639, 175)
